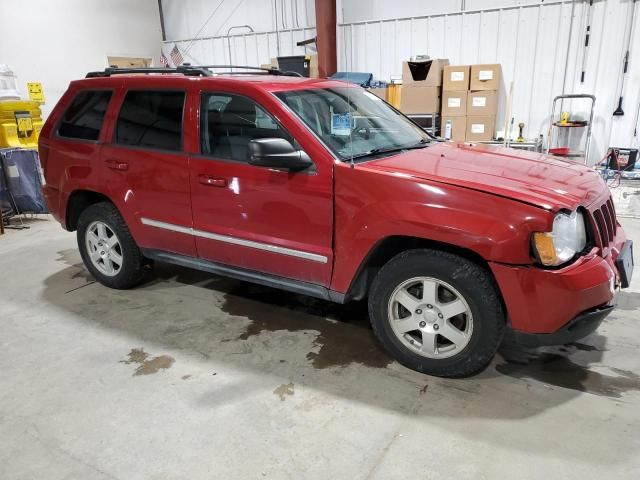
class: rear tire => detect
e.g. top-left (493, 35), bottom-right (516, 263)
top-left (77, 202), bottom-right (147, 289)
top-left (368, 249), bottom-right (505, 378)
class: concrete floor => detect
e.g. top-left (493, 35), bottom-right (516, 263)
top-left (1, 216), bottom-right (639, 480)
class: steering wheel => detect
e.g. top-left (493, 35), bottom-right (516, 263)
top-left (353, 124), bottom-right (371, 140)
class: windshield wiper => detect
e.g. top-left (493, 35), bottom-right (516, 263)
top-left (346, 138), bottom-right (430, 160)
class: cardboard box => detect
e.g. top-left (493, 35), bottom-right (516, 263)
top-left (369, 87), bottom-right (388, 101)
top-left (441, 116), bottom-right (466, 142)
top-left (400, 86), bottom-right (440, 114)
top-left (443, 65), bottom-right (470, 91)
top-left (470, 64), bottom-right (501, 91)
top-left (467, 90), bottom-right (498, 116)
top-left (466, 116), bottom-right (496, 142)
top-left (402, 59), bottom-right (449, 87)
top-left (441, 91), bottom-right (468, 116)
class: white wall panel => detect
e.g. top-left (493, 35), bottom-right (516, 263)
top-left (0, 0), bottom-right (162, 118)
top-left (162, 0), bottom-right (316, 40)
top-left (338, 0), bottom-right (640, 164)
top-left (162, 0), bottom-right (640, 164)
top-left (163, 26), bottom-right (317, 70)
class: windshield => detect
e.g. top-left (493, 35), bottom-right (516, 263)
top-left (275, 86), bottom-right (432, 161)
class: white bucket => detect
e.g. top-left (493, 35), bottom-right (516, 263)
top-left (0, 64), bottom-right (21, 100)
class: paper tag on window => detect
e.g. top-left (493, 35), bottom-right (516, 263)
top-left (6, 165), bottom-right (20, 178)
top-left (472, 96), bottom-right (487, 107)
top-left (471, 123), bottom-right (485, 134)
top-left (331, 113), bottom-right (353, 136)
top-left (451, 71), bottom-right (464, 82)
top-left (447, 97), bottom-right (461, 108)
top-left (478, 70), bottom-right (493, 81)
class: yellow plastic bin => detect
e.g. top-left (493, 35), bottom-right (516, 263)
top-left (0, 100), bottom-right (43, 149)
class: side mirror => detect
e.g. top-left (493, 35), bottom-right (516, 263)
top-left (248, 138), bottom-right (313, 171)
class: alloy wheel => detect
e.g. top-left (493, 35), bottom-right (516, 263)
top-left (85, 220), bottom-right (123, 277)
top-left (387, 277), bottom-right (473, 359)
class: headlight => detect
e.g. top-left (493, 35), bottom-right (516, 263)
top-left (532, 210), bottom-right (587, 266)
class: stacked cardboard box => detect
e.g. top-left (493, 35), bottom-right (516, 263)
top-left (441, 63), bottom-right (501, 142)
top-left (399, 59), bottom-right (449, 115)
top-left (440, 65), bottom-right (470, 142)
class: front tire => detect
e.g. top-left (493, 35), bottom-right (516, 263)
top-left (77, 202), bottom-right (147, 289)
top-left (368, 249), bottom-right (505, 377)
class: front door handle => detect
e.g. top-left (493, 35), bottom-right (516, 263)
top-left (105, 159), bottom-right (129, 171)
top-left (198, 175), bottom-right (227, 187)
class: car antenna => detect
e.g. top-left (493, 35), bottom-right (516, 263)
top-left (349, 84), bottom-right (355, 169)
top-left (338, 28), bottom-right (355, 169)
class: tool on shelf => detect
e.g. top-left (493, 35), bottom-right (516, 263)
top-left (502, 81), bottom-right (514, 147)
top-left (517, 122), bottom-right (525, 142)
top-left (613, 0), bottom-right (638, 116)
top-left (633, 92), bottom-right (640, 137)
top-left (546, 94), bottom-right (595, 164)
top-left (580, 0), bottom-right (594, 83)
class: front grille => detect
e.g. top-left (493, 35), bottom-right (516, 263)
top-left (589, 196), bottom-right (617, 248)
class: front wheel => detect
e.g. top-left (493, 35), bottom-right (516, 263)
top-left (368, 249), bottom-right (505, 377)
top-left (77, 202), bottom-right (148, 289)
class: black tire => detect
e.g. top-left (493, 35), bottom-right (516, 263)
top-left (77, 202), bottom-right (148, 289)
top-left (368, 249), bottom-right (505, 378)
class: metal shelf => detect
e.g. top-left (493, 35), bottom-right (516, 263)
top-left (546, 94), bottom-right (595, 164)
top-left (552, 122), bottom-right (588, 128)
top-left (406, 113), bottom-right (439, 136)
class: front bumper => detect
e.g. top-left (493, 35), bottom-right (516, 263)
top-left (505, 304), bottom-right (614, 347)
top-left (489, 228), bottom-right (631, 338)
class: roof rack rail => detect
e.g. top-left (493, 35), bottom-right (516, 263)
top-left (198, 65), bottom-right (302, 77)
top-left (85, 64), bottom-right (302, 79)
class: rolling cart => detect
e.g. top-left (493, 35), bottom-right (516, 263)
top-left (546, 94), bottom-right (595, 164)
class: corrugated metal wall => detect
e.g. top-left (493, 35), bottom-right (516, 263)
top-left (338, 0), bottom-right (639, 164)
top-left (163, 0), bottom-right (640, 164)
top-left (166, 27), bottom-right (317, 68)
top-left (161, 0), bottom-right (317, 67)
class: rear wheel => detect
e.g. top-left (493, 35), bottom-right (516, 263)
top-left (77, 202), bottom-right (147, 289)
top-left (368, 249), bottom-right (505, 377)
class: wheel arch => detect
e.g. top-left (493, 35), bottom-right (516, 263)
top-left (65, 189), bottom-right (115, 231)
top-left (345, 235), bottom-right (504, 307)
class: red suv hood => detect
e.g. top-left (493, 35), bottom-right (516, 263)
top-left (363, 142), bottom-right (606, 210)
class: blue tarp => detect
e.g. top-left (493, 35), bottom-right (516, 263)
top-left (0, 148), bottom-right (48, 214)
top-left (329, 72), bottom-right (374, 87)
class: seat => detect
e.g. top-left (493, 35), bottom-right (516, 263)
top-left (217, 96), bottom-right (257, 161)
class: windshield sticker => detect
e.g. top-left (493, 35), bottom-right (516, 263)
top-left (331, 113), bottom-right (353, 136)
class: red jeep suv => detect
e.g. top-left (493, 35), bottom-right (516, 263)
top-left (39, 65), bottom-right (633, 377)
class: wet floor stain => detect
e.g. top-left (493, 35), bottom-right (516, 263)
top-left (56, 250), bottom-right (95, 284)
top-left (566, 342), bottom-right (604, 352)
top-left (615, 291), bottom-right (640, 311)
top-left (495, 353), bottom-right (640, 398)
top-left (274, 382), bottom-right (295, 401)
top-left (120, 348), bottom-right (175, 376)
top-left (221, 284), bottom-right (392, 370)
top-left (55, 249), bottom-right (81, 267)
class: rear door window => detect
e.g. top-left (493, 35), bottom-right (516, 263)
top-left (58, 90), bottom-right (112, 141)
top-left (115, 90), bottom-right (185, 151)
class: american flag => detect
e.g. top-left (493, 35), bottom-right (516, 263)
top-left (170, 45), bottom-right (183, 66)
top-left (160, 51), bottom-right (169, 67)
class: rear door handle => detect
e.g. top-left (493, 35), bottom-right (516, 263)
top-left (105, 159), bottom-right (129, 171)
top-left (198, 175), bottom-right (227, 187)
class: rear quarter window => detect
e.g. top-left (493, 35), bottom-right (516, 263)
top-left (115, 90), bottom-right (185, 151)
top-left (57, 90), bottom-right (113, 141)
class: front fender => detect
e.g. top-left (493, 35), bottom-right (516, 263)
top-left (330, 163), bottom-right (551, 293)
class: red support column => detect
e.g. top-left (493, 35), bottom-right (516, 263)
top-left (315, 0), bottom-right (337, 77)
